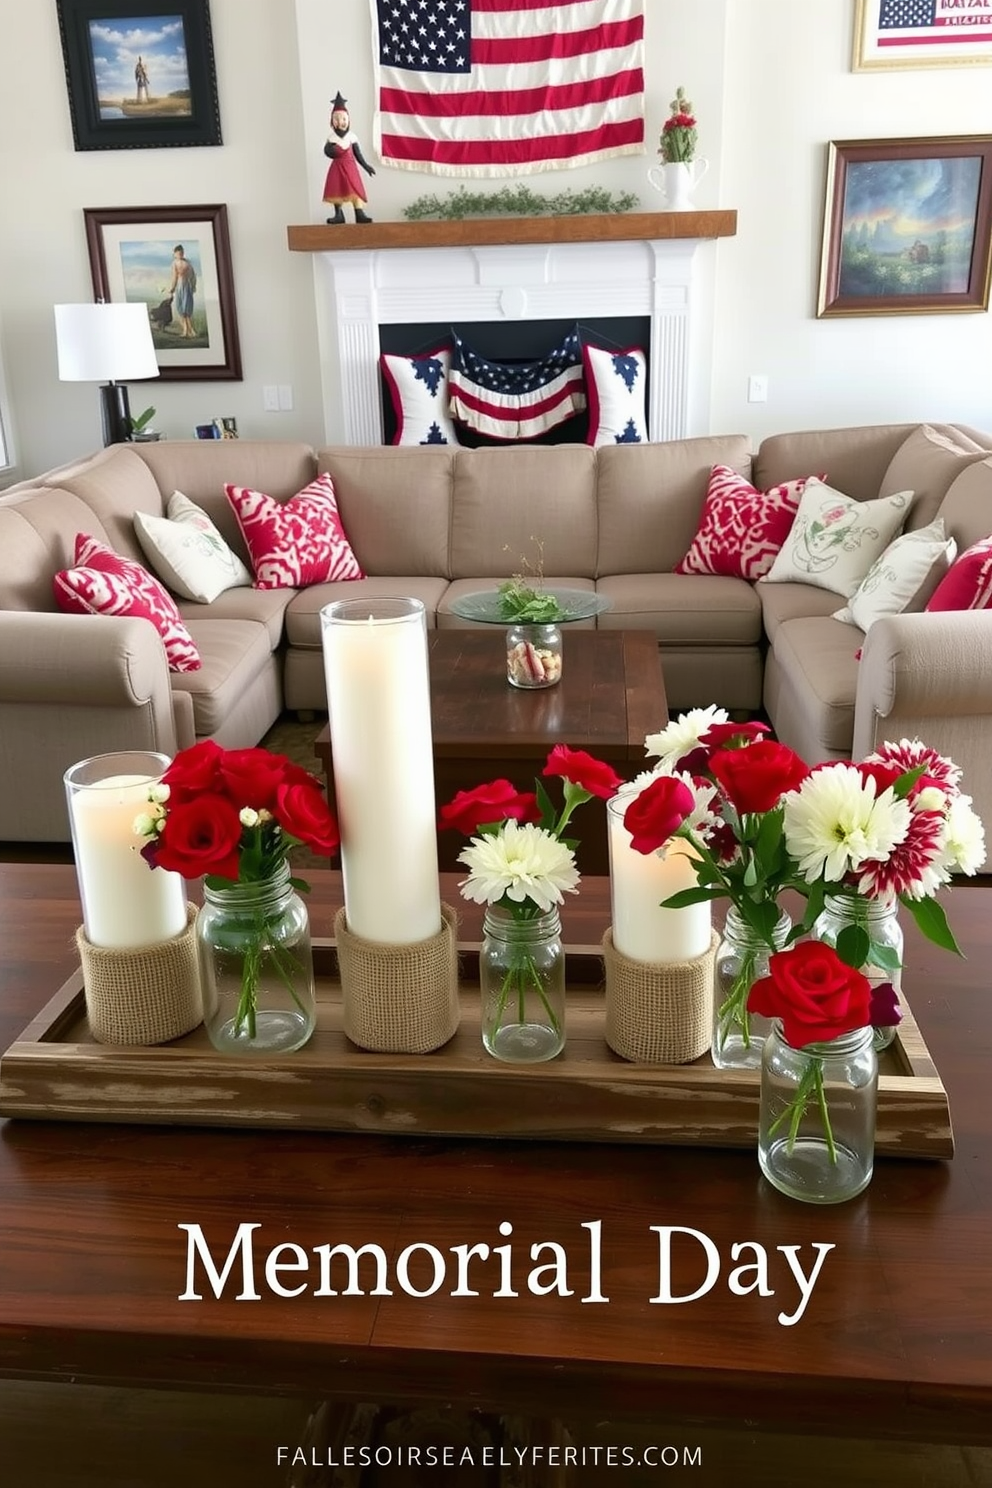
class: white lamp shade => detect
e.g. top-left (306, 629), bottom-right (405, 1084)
top-left (54, 303), bottom-right (159, 383)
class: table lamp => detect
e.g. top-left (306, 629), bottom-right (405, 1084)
top-left (54, 302), bottom-right (159, 446)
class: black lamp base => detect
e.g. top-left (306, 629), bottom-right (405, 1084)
top-left (100, 382), bottom-right (132, 446)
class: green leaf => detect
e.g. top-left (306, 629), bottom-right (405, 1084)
top-left (534, 778), bottom-right (558, 833)
top-left (289, 875), bottom-right (312, 895)
top-left (797, 878), bottom-right (826, 933)
top-left (892, 765), bottom-right (927, 799)
top-left (868, 939), bottom-right (902, 973)
top-left (660, 886), bottom-right (723, 909)
top-left (900, 894), bottom-right (963, 956)
top-left (835, 923), bottom-right (871, 970)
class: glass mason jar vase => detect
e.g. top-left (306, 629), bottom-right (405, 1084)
top-left (711, 906), bottom-right (791, 1070)
top-left (506, 622), bottom-right (563, 689)
top-left (196, 861), bottom-right (316, 1055)
top-left (480, 904), bottom-right (565, 1063)
top-left (758, 1022), bottom-right (878, 1204)
top-left (812, 894), bottom-right (903, 1052)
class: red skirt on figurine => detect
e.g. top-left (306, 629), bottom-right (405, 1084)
top-left (323, 141), bottom-right (366, 206)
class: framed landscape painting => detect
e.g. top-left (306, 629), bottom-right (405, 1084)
top-left (85, 205), bottom-right (242, 380)
top-left (57, 0), bottom-right (221, 150)
top-left (817, 136), bottom-right (992, 317)
top-left (853, 0), bottom-right (992, 71)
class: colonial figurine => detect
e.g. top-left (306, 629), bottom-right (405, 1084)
top-left (322, 91), bottom-right (375, 225)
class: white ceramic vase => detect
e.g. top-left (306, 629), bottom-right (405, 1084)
top-left (647, 158), bottom-right (710, 212)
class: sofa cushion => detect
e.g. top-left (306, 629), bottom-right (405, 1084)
top-left (175, 585), bottom-right (292, 649)
top-left (171, 618), bottom-right (274, 736)
top-left (226, 473), bottom-right (364, 589)
top-left (596, 436), bottom-right (752, 577)
top-left (582, 343), bottom-right (649, 447)
top-left (935, 457), bottom-right (992, 552)
top-left (762, 481), bottom-right (914, 598)
top-left (380, 348), bottom-right (460, 447)
top-left (450, 446), bottom-right (597, 579)
top-left (317, 447), bottom-right (453, 578)
top-left (595, 573), bottom-right (762, 645)
top-left (879, 423), bottom-right (990, 531)
top-left (754, 424), bottom-right (916, 504)
top-left (765, 617), bottom-right (863, 756)
top-left (54, 534), bottom-right (202, 673)
top-left (134, 491), bottom-right (252, 603)
top-left (0, 487), bottom-right (112, 611)
top-left (757, 581), bottom-right (841, 644)
top-left (44, 444), bottom-right (167, 564)
top-left (675, 466), bottom-right (817, 580)
top-left (925, 535), bottom-right (992, 612)
top-left (833, 518), bottom-right (956, 632)
top-left (284, 576), bottom-right (451, 649)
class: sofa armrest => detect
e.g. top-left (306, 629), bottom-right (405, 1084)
top-left (854, 611), bottom-right (992, 821)
top-left (0, 613), bottom-right (181, 841)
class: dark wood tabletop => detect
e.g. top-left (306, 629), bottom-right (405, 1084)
top-left (0, 865), bottom-right (990, 1446)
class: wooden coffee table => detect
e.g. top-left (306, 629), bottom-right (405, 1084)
top-left (315, 627), bottom-right (667, 875)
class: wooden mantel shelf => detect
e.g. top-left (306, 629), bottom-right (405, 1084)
top-left (287, 209), bottom-right (736, 253)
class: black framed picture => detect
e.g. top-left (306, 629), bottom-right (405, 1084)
top-left (85, 205), bottom-right (242, 381)
top-left (56, 0), bottom-right (222, 151)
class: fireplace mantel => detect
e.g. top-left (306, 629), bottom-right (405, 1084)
top-left (293, 212), bottom-right (738, 446)
top-left (287, 209), bottom-right (736, 254)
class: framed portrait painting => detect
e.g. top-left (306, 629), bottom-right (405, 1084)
top-left (817, 136), bottom-right (992, 317)
top-left (57, 0), bottom-right (221, 150)
top-left (85, 205), bottom-right (242, 381)
top-left (853, 0), bottom-right (992, 71)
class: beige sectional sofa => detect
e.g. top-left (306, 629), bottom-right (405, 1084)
top-left (2, 422), bottom-right (991, 842)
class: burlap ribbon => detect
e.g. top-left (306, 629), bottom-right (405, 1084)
top-left (335, 903), bottom-right (460, 1053)
top-left (603, 927), bottom-right (718, 1064)
top-left (77, 903), bottom-right (202, 1046)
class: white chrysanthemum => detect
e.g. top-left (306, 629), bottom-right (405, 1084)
top-left (458, 820), bottom-right (580, 911)
top-left (940, 794), bottom-right (987, 875)
top-left (783, 764), bottom-right (911, 883)
top-left (616, 764), bottom-right (721, 840)
top-left (644, 706), bottom-right (729, 767)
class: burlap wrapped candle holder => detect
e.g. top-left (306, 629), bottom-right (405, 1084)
top-left (335, 903), bottom-right (460, 1053)
top-left (76, 903), bottom-right (203, 1046)
top-left (602, 927), bottom-right (719, 1064)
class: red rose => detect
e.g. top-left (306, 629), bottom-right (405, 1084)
top-left (162, 740), bottom-right (226, 804)
top-left (699, 720), bottom-right (771, 753)
top-left (439, 780), bottom-right (540, 835)
top-left (748, 941), bottom-right (871, 1048)
top-left (150, 795), bottom-right (244, 880)
top-left (543, 745), bottom-right (623, 800)
top-left (622, 775), bottom-right (694, 855)
top-left (855, 760), bottom-right (901, 796)
top-left (709, 740), bottom-right (810, 815)
top-left (217, 748), bottom-right (289, 811)
top-left (274, 781), bottom-right (340, 856)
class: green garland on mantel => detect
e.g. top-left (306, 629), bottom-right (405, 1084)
top-left (402, 185), bottom-right (640, 221)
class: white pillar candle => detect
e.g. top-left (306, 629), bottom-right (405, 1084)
top-left (607, 796), bottom-right (711, 964)
top-left (64, 753), bottom-right (187, 950)
top-left (320, 598), bottom-right (442, 945)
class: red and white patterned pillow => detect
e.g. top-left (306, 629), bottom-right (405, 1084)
top-left (53, 534), bottom-right (202, 673)
top-left (224, 473), bottom-right (364, 590)
top-left (925, 534), bottom-right (992, 612)
top-left (675, 466), bottom-right (820, 581)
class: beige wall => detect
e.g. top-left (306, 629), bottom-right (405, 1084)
top-left (0, 0), bottom-right (989, 480)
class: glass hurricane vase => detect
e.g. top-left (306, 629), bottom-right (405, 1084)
top-left (480, 903), bottom-right (565, 1063)
top-left (196, 861), bottom-right (316, 1054)
top-left (758, 1022), bottom-right (878, 1204)
top-left (812, 893), bottom-right (903, 1052)
top-left (711, 906), bottom-right (791, 1070)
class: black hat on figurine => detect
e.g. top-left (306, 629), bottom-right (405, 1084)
top-left (330, 91), bottom-right (348, 112)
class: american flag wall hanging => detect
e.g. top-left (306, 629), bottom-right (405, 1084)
top-left (371, 0), bottom-right (645, 176)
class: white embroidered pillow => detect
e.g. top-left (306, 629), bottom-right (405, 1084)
top-left (761, 479), bottom-right (914, 598)
top-left (833, 518), bottom-right (957, 632)
top-left (582, 343), bottom-right (648, 447)
top-left (380, 348), bottom-right (460, 446)
top-left (134, 491), bottom-right (252, 604)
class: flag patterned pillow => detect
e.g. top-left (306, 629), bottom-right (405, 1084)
top-left (582, 343), bottom-right (648, 447)
top-left (675, 466), bottom-right (819, 581)
top-left (925, 534), bottom-right (992, 612)
top-left (380, 348), bottom-right (460, 446)
top-left (53, 534), bottom-right (202, 672)
top-left (225, 473), bottom-right (364, 590)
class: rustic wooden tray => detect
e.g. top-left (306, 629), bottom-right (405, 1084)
top-left (0, 940), bottom-right (953, 1158)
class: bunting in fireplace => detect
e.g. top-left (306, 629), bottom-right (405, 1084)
top-left (447, 328), bottom-right (587, 441)
top-left (370, 0), bottom-right (645, 176)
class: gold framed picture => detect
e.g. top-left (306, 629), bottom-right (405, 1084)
top-left (853, 0), bottom-right (992, 71)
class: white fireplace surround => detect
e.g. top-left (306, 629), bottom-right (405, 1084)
top-left (314, 236), bottom-right (717, 446)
